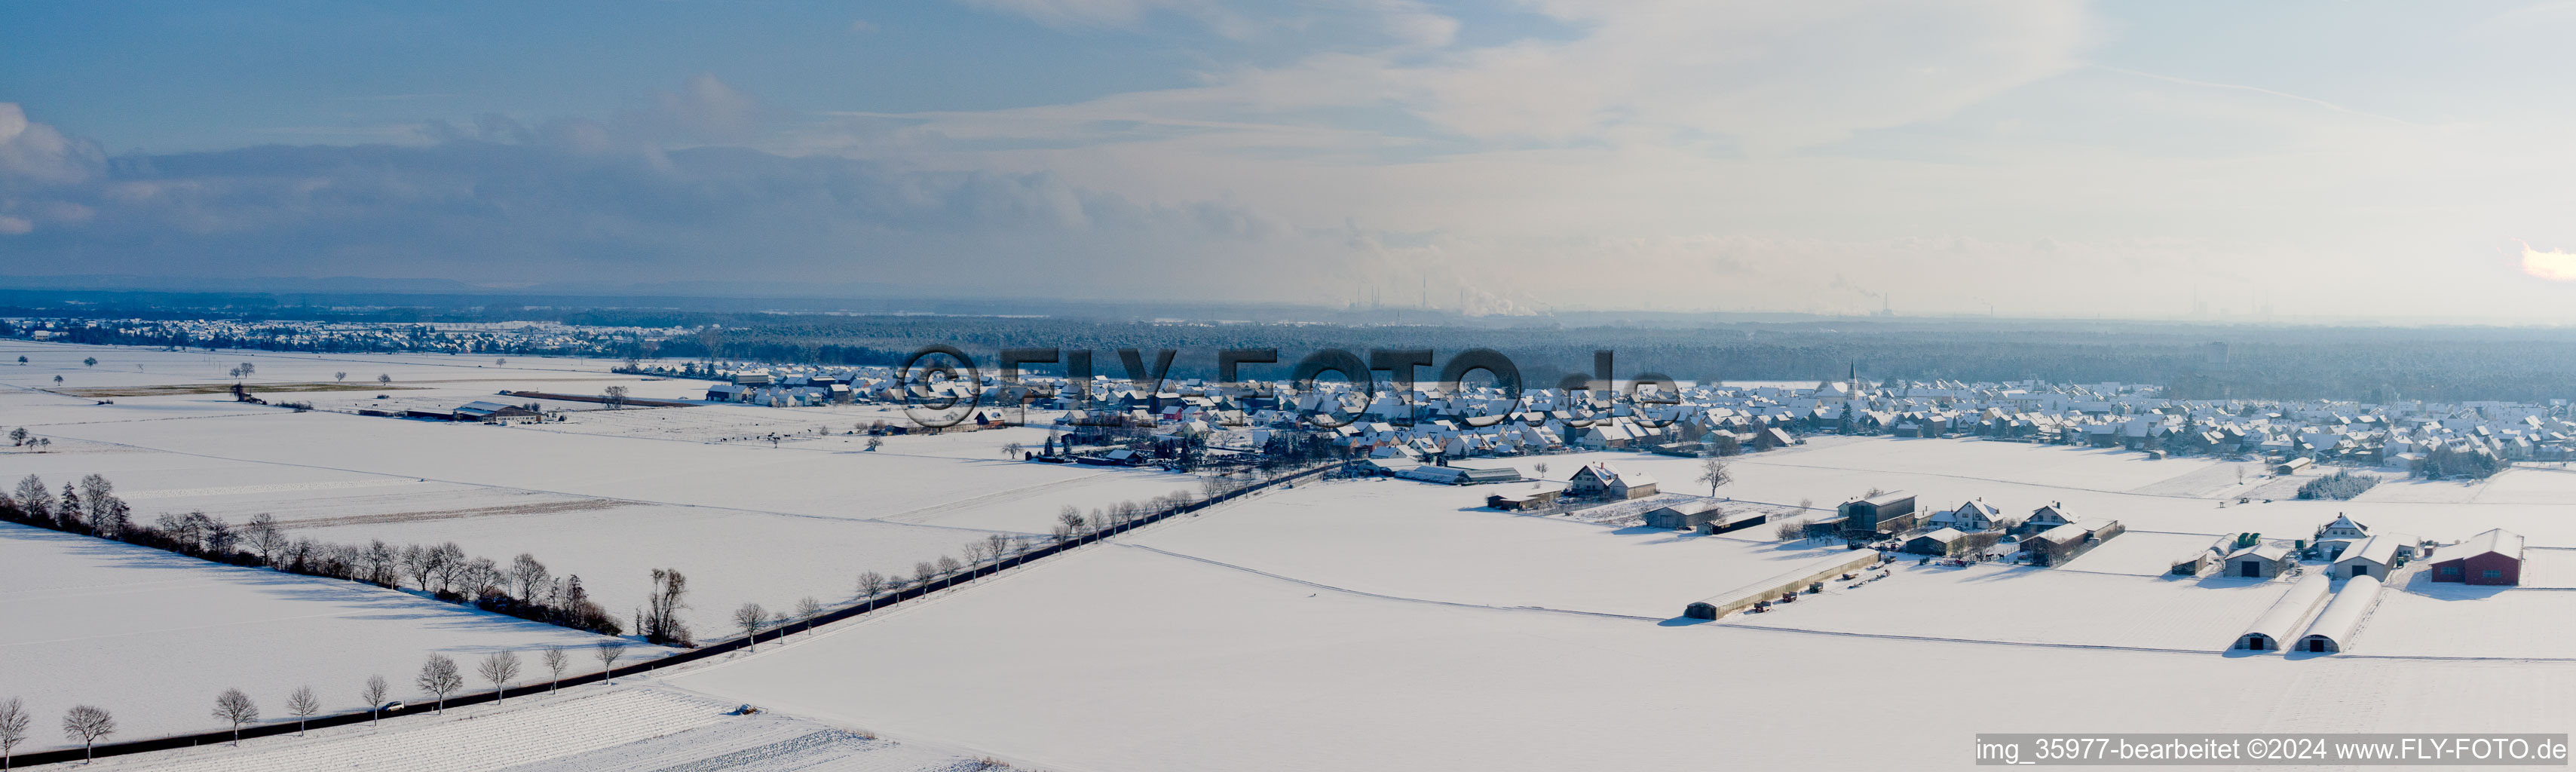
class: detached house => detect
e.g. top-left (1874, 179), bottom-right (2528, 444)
top-left (1567, 462), bottom-right (1658, 500)
top-left (1925, 501), bottom-right (2002, 532)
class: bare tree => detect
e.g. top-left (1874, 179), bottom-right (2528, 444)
top-left (495, 358), bottom-right (507, 366)
top-left (334, 372), bottom-right (347, 382)
top-left (81, 357), bottom-right (96, 368)
top-left (360, 676), bottom-right (389, 725)
top-left (1057, 507), bottom-right (1086, 535)
top-left (376, 373), bottom-right (391, 385)
top-left (734, 602), bottom-right (768, 651)
top-left (1697, 457), bottom-right (1733, 497)
top-left (794, 596), bottom-right (824, 634)
top-left (1533, 461), bottom-right (1550, 477)
top-left (865, 436), bottom-right (883, 452)
top-left (642, 568), bottom-right (692, 647)
top-left (541, 648), bottom-right (571, 693)
top-left (60, 706), bottom-right (113, 762)
top-left (417, 654), bottom-right (463, 714)
top-left (986, 532), bottom-right (1015, 562)
top-left (960, 541), bottom-right (990, 579)
top-left (478, 651), bottom-right (522, 704)
top-left (243, 513), bottom-right (286, 567)
top-left (0, 697), bottom-right (29, 770)
top-left (508, 553), bottom-right (550, 601)
top-left (603, 385), bottom-right (629, 409)
top-left (212, 688), bottom-right (259, 745)
top-left (1000, 441), bottom-right (1025, 458)
top-left (935, 555), bottom-right (963, 579)
top-left (911, 561), bottom-right (938, 587)
top-left (286, 686), bottom-right (320, 737)
top-left (856, 571), bottom-right (889, 613)
top-left (595, 642), bottom-right (629, 685)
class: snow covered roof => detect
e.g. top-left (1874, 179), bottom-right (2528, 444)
top-left (2299, 574), bottom-right (2383, 650)
top-left (2241, 574), bottom-right (2331, 645)
top-left (2437, 528), bottom-right (2525, 563)
top-left (1914, 527), bottom-right (1965, 544)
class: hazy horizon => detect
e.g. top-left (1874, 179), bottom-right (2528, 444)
top-left (11, 2), bottom-right (2576, 323)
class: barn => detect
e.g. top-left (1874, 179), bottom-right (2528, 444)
top-left (2221, 543), bottom-right (2295, 579)
top-left (1836, 491), bottom-right (1918, 537)
top-left (1904, 528), bottom-right (1968, 557)
top-left (2429, 528), bottom-right (2525, 586)
top-left (1701, 510), bottom-right (1770, 535)
top-left (2330, 534), bottom-right (2414, 581)
top-left (1486, 489), bottom-right (1561, 511)
top-left (1642, 500), bottom-right (1724, 530)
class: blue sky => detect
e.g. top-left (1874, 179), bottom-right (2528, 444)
top-left (8, 1), bottom-right (2576, 320)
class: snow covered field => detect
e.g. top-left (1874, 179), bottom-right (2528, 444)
top-left (1132, 477), bottom-right (1850, 617)
top-left (0, 522), bottom-right (666, 752)
top-left (1727, 562), bottom-right (2291, 651)
top-left (85, 685), bottom-right (980, 772)
top-left (671, 544), bottom-right (2576, 772)
top-left (21, 339), bottom-right (2576, 769)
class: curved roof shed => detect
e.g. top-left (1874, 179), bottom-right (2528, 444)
top-left (2296, 574), bottom-right (2385, 654)
top-left (2235, 574), bottom-right (2330, 651)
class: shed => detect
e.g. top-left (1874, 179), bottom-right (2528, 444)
top-left (1642, 499), bottom-right (1725, 530)
top-left (1904, 528), bottom-right (1969, 556)
top-left (2222, 543), bottom-right (2295, 579)
top-left (1701, 509), bottom-right (1770, 535)
top-left (2235, 574), bottom-right (2332, 651)
top-left (1683, 550), bottom-right (1882, 620)
top-left (1486, 489), bottom-right (1561, 511)
top-left (2295, 574), bottom-right (2385, 654)
top-left (2429, 528), bottom-right (2525, 586)
top-left (452, 400), bottom-right (538, 422)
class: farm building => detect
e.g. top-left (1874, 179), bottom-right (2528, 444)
top-left (2296, 574), bottom-right (2385, 654)
top-left (2428, 528), bottom-right (2525, 586)
top-left (1904, 528), bottom-right (1971, 557)
top-left (2276, 457), bottom-right (2314, 475)
top-left (2222, 543), bottom-right (2296, 579)
top-left (2329, 534), bottom-right (2415, 581)
top-left (1485, 489), bottom-right (1561, 511)
top-left (1642, 500), bottom-right (1724, 530)
top-left (1836, 491), bottom-right (1918, 537)
top-left (2235, 574), bottom-right (2332, 651)
top-left (1699, 510), bottom-right (1769, 535)
top-left (1567, 463), bottom-right (1658, 500)
top-left (2022, 519), bottom-right (2124, 567)
top-left (451, 400), bottom-right (539, 422)
top-left (2172, 535), bottom-right (2240, 576)
top-left (1683, 550), bottom-right (1881, 620)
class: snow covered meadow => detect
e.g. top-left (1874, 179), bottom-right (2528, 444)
top-left (16, 338), bottom-right (2576, 770)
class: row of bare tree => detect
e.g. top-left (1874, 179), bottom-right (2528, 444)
top-left (1, 473), bottom-right (624, 638)
top-left (0, 642), bottom-right (642, 765)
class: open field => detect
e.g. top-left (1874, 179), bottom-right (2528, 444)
top-left (18, 339), bottom-right (2576, 769)
top-left (670, 544), bottom-right (2576, 772)
top-left (0, 522), bottom-right (666, 752)
top-left (86, 685), bottom-right (979, 772)
top-left (54, 382), bottom-right (429, 397)
top-left (1132, 476), bottom-right (1852, 617)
